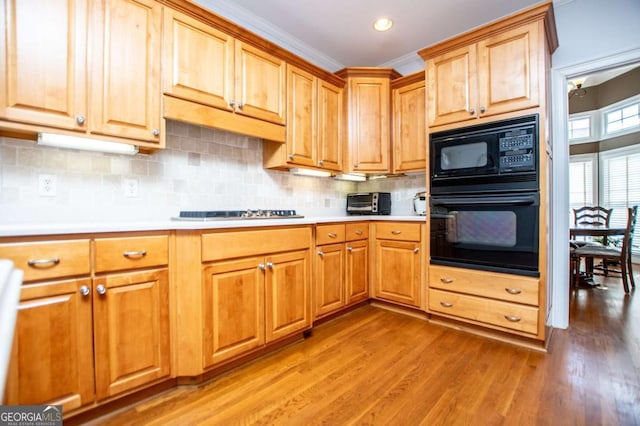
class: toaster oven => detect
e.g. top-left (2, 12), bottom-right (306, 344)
top-left (346, 192), bottom-right (391, 215)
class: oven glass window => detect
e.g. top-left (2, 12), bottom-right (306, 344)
top-left (446, 211), bottom-right (517, 247)
top-left (441, 142), bottom-right (488, 170)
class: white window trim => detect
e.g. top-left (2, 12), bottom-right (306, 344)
top-left (568, 111), bottom-right (598, 144)
top-left (600, 93), bottom-right (640, 140)
top-left (569, 153), bottom-right (599, 204)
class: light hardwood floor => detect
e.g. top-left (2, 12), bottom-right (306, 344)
top-left (85, 273), bottom-right (640, 425)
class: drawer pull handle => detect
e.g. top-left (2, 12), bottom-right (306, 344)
top-left (123, 250), bottom-right (147, 258)
top-left (328, 233), bottom-right (337, 238)
top-left (391, 230), bottom-right (402, 235)
top-left (347, 246), bottom-right (353, 252)
top-left (355, 229), bottom-right (363, 235)
top-left (96, 284), bottom-right (107, 295)
top-left (27, 258), bottom-right (60, 268)
top-left (439, 301), bottom-right (453, 308)
top-left (440, 277), bottom-right (454, 284)
top-left (317, 250), bottom-right (324, 257)
top-left (504, 315), bottom-right (522, 322)
top-left (505, 288), bottom-right (522, 295)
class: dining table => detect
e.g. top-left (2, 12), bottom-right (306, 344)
top-left (569, 224), bottom-right (627, 287)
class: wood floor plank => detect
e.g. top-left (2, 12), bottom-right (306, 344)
top-left (84, 273), bottom-right (640, 426)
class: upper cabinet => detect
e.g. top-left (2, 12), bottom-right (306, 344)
top-left (336, 67), bottom-right (400, 173)
top-left (0, 0), bottom-right (163, 149)
top-left (391, 71), bottom-right (426, 173)
top-left (263, 64), bottom-right (344, 172)
top-left (419, 3), bottom-right (558, 130)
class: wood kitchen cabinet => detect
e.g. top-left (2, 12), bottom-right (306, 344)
top-left (419, 4), bottom-right (556, 129)
top-left (335, 68), bottom-right (400, 173)
top-left (372, 222), bottom-right (424, 308)
top-left (314, 222), bottom-right (369, 320)
top-left (199, 227), bottom-right (312, 369)
top-left (391, 71), bottom-right (427, 173)
top-left (0, 233), bottom-right (171, 412)
top-left (263, 65), bottom-right (344, 172)
top-left (0, 0), bottom-right (164, 148)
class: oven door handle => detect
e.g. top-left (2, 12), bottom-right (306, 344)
top-left (431, 195), bottom-right (539, 206)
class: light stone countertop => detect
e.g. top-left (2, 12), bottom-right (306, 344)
top-left (0, 215), bottom-right (426, 238)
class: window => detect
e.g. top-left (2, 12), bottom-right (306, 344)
top-left (568, 116), bottom-right (591, 141)
top-left (600, 145), bottom-right (640, 253)
top-left (602, 95), bottom-right (640, 138)
top-left (569, 154), bottom-right (597, 224)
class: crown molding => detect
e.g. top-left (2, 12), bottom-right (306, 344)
top-left (378, 51), bottom-right (424, 76)
top-left (193, 0), bottom-right (345, 72)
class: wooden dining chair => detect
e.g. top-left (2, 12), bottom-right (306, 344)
top-left (571, 206), bottom-right (613, 283)
top-left (574, 206), bottom-right (637, 293)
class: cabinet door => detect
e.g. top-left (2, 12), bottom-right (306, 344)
top-left (90, 0), bottom-right (162, 143)
top-left (347, 77), bottom-right (390, 172)
top-left (393, 80), bottom-right (426, 172)
top-left (374, 240), bottom-right (421, 307)
top-left (265, 250), bottom-right (311, 342)
top-left (93, 269), bottom-right (170, 400)
top-left (426, 45), bottom-right (478, 127)
top-left (235, 41), bottom-right (286, 125)
top-left (0, 0), bottom-right (87, 130)
top-left (286, 65), bottom-right (316, 167)
top-left (314, 243), bottom-right (345, 318)
top-left (4, 279), bottom-right (94, 412)
top-left (476, 22), bottom-right (540, 118)
top-left (202, 257), bottom-right (265, 367)
top-left (317, 79), bottom-right (343, 171)
top-left (163, 8), bottom-right (234, 112)
top-left (346, 239), bottom-right (368, 304)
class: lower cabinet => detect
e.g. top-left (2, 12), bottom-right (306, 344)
top-left (314, 223), bottom-right (369, 319)
top-left (428, 264), bottom-right (541, 338)
top-left (373, 222), bottom-right (423, 308)
top-left (0, 233), bottom-right (171, 412)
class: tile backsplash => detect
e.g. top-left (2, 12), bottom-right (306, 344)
top-left (0, 120), bottom-right (426, 224)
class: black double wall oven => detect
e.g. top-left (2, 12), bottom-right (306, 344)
top-left (429, 114), bottom-right (540, 277)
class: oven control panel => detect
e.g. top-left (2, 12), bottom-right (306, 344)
top-left (498, 130), bottom-right (535, 172)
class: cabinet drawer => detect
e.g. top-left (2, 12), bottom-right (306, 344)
top-left (202, 227), bottom-right (311, 261)
top-left (316, 224), bottom-right (346, 245)
top-left (0, 240), bottom-right (90, 282)
top-left (345, 223), bottom-right (369, 241)
top-left (375, 222), bottom-right (421, 241)
top-left (429, 265), bottom-right (539, 306)
top-left (429, 289), bottom-right (539, 335)
top-left (94, 235), bottom-right (169, 273)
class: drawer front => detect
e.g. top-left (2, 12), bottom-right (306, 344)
top-left (0, 240), bottom-right (90, 282)
top-left (429, 265), bottom-right (539, 306)
top-left (94, 235), bottom-right (169, 273)
top-left (316, 224), bottom-right (346, 245)
top-left (345, 223), bottom-right (369, 241)
top-left (375, 222), bottom-right (421, 242)
top-left (429, 289), bottom-right (539, 335)
top-left (202, 227), bottom-right (312, 262)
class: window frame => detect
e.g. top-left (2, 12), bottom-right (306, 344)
top-left (568, 111), bottom-right (598, 144)
top-left (600, 93), bottom-right (640, 139)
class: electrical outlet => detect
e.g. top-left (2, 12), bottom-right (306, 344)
top-left (123, 178), bottom-right (138, 197)
top-left (38, 174), bottom-right (57, 197)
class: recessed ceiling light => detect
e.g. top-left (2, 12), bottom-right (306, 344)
top-left (373, 17), bottom-right (393, 32)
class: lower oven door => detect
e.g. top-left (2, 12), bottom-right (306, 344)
top-left (430, 193), bottom-right (539, 276)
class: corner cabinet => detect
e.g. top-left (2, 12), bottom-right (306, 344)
top-left (263, 65), bottom-right (344, 172)
top-left (391, 71), bottom-right (427, 173)
top-left (419, 3), bottom-right (558, 129)
top-left (0, 0), bottom-right (164, 149)
top-left (335, 67), bottom-right (400, 173)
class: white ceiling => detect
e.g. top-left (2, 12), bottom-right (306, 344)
top-left (196, 0), bottom-right (555, 73)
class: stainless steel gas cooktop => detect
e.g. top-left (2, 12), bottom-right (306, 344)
top-left (172, 209), bottom-right (303, 221)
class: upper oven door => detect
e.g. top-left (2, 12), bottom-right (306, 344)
top-left (430, 193), bottom-right (539, 276)
top-left (431, 132), bottom-right (499, 180)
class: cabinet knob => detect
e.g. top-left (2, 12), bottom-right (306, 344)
top-left (317, 250), bottom-right (324, 257)
top-left (505, 288), bottom-right (522, 295)
top-left (480, 106), bottom-right (486, 113)
top-left (228, 101), bottom-right (235, 108)
top-left (79, 285), bottom-right (91, 296)
top-left (318, 160), bottom-right (324, 166)
top-left (504, 315), bottom-right (522, 323)
top-left (353, 163), bottom-right (359, 168)
top-left (152, 129), bottom-right (160, 137)
top-left (439, 301), bottom-right (453, 308)
top-left (355, 229), bottom-right (363, 235)
top-left (347, 246), bottom-right (353, 252)
top-left (288, 154), bottom-right (294, 160)
top-left (237, 103), bottom-right (244, 109)
top-left (76, 115), bottom-right (85, 125)
top-left (27, 258), bottom-right (60, 268)
top-left (469, 108), bottom-right (476, 115)
top-left (258, 263), bottom-right (266, 271)
top-left (413, 247), bottom-right (420, 253)
top-left (123, 250), bottom-right (147, 258)
top-left (96, 284), bottom-right (107, 295)
top-left (266, 262), bottom-right (274, 269)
